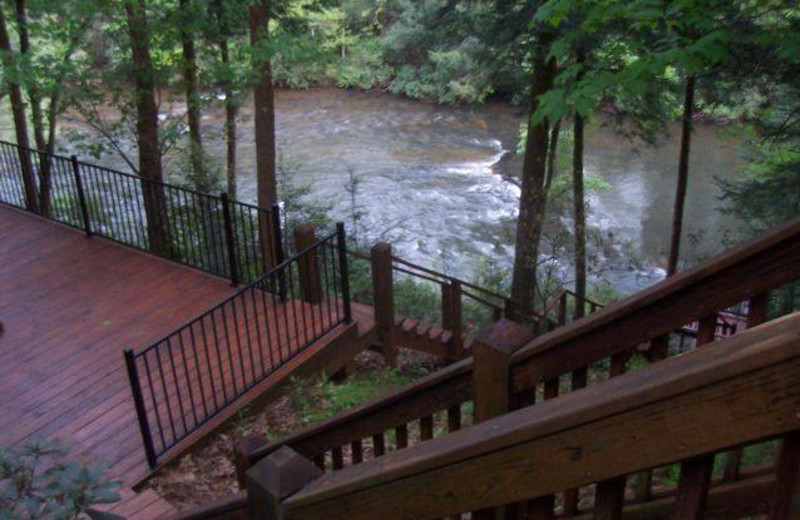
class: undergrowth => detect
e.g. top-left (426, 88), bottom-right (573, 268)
top-left (146, 350), bottom-right (438, 510)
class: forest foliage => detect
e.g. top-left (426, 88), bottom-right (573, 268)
top-left (0, 0), bottom-right (798, 304)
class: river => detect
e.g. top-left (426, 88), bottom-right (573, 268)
top-left (3, 88), bottom-right (746, 295)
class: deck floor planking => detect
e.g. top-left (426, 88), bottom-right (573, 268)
top-left (0, 205), bottom-right (364, 519)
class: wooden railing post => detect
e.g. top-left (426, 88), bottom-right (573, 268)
top-left (234, 435), bottom-right (270, 490)
top-left (770, 431), bottom-right (800, 520)
top-left (724, 292), bottom-right (769, 482)
top-left (295, 224), bottom-right (322, 304)
top-left (246, 447), bottom-right (322, 520)
top-left (672, 313), bottom-right (717, 520)
top-left (371, 242), bottom-right (397, 367)
top-left (472, 320), bottom-right (533, 520)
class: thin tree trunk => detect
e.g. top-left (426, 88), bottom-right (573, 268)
top-left (0, 3), bottom-right (37, 212)
top-left (544, 119), bottom-right (561, 192)
top-left (220, 39), bottom-right (237, 199)
top-left (213, 0), bottom-right (237, 199)
top-left (14, 0), bottom-right (51, 215)
top-left (179, 0), bottom-right (206, 190)
top-left (125, 0), bottom-right (170, 255)
top-left (667, 74), bottom-right (696, 277)
top-left (511, 33), bottom-right (558, 310)
top-left (250, 0), bottom-right (277, 268)
top-left (573, 49), bottom-right (587, 319)
top-left (573, 112), bottom-right (587, 319)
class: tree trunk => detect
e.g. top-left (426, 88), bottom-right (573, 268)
top-left (573, 49), bottom-right (587, 319)
top-left (220, 39), bottom-right (237, 199)
top-left (667, 74), bottom-right (696, 277)
top-left (179, 0), bottom-right (206, 190)
top-left (0, 3), bottom-right (37, 212)
top-left (249, 0), bottom-right (277, 268)
top-left (14, 0), bottom-right (52, 215)
top-left (573, 112), bottom-right (587, 319)
top-left (511, 34), bottom-right (558, 310)
top-left (124, 0), bottom-right (170, 255)
top-left (213, 0), bottom-right (237, 199)
top-left (544, 120), bottom-right (561, 192)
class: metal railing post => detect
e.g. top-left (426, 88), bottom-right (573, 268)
top-left (220, 193), bottom-right (239, 286)
top-left (124, 349), bottom-right (158, 469)
top-left (70, 156), bottom-right (92, 237)
top-left (336, 222), bottom-right (352, 324)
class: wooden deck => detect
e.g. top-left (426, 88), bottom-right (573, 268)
top-left (0, 205), bottom-right (373, 518)
top-left (0, 205), bottom-right (240, 515)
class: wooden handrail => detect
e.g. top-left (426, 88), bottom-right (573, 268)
top-left (247, 360), bottom-right (473, 464)
top-left (241, 218), bottom-right (800, 476)
top-left (348, 246), bottom-right (551, 320)
top-left (162, 492), bottom-right (247, 520)
top-left (510, 216), bottom-right (800, 390)
top-left (268, 312), bottom-right (800, 520)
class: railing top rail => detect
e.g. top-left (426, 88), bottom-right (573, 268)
top-left (391, 254), bottom-right (509, 303)
top-left (280, 312), bottom-right (800, 520)
top-left (510, 216), bottom-right (800, 386)
top-left (249, 357), bottom-right (474, 462)
top-left (542, 288), bottom-right (604, 317)
top-left (346, 246), bottom-right (550, 320)
top-left (0, 138), bottom-right (274, 211)
top-left (133, 229), bottom-right (339, 357)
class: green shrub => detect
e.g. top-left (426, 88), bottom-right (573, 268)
top-left (332, 37), bottom-right (393, 90)
top-left (0, 440), bottom-right (121, 520)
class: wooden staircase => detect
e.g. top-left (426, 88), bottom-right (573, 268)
top-left (390, 316), bottom-right (473, 360)
top-left (170, 216), bottom-right (800, 520)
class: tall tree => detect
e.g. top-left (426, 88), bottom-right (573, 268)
top-left (124, 0), bottom-right (170, 254)
top-left (249, 0), bottom-right (278, 266)
top-left (0, 1), bottom-right (37, 212)
top-left (178, 0), bottom-right (207, 190)
top-left (510, 27), bottom-right (558, 310)
top-left (572, 50), bottom-right (587, 318)
top-left (211, 0), bottom-right (241, 199)
top-left (13, 0), bottom-right (94, 215)
top-left (666, 73), bottom-right (695, 276)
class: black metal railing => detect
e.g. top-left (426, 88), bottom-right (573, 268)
top-left (0, 140), bottom-right (281, 285)
top-left (125, 223), bottom-right (352, 467)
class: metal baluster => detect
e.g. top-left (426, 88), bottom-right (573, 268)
top-left (124, 350), bottom-right (158, 468)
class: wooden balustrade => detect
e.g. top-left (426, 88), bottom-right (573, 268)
top-left (247, 311), bottom-right (800, 520)
top-left (367, 241), bottom-right (554, 363)
top-left (233, 218), bottom-right (800, 489)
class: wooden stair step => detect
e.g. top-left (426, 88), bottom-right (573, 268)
top-left (428, 326), bottom-right (443, 342)
top-left (463, 336), bottom-right (475, 350)
top-left (402, 318), bottom-right (419, 333)
top-left (415, 321), bottom-right (433, 338)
